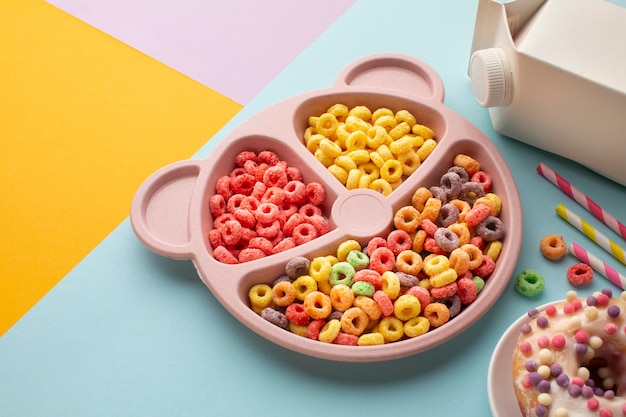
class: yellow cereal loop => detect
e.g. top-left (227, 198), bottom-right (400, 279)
top-left (289, 322), bottom-right (309, 337)
top-left (306, 133), bottom-right (325, 153)
top-left (374, 114), bottom-right (397, 131)
top-left (358, 174), bottom-right (371, 189)
top-left (423, 254), bottom-right (451, 276)
top-left (412, 123), bottom-right (435, 139)
top-left (484, 240), bottom-right (503, 261)
top-left (314, 148), bottom-right (334, 167)
top-left (389, 121), bottom-right (411, 140)
top-left (346, 168), bottom-right (363, 190)
top-left (376, 144), bottom-right (394, 161)
top-left (418, 277), bottom-right (432, 291)
top-left (357, 332), bottom-right (385, 346)
top-left (249, 284), bottom-right (273, 309)
top-left (316, 112), bottom-right (339, 137)
top-left (337, 239), bottom-right (361, 261)
top-left (325, 255), bottom-right (339, 266)
top-left (334, 154), bottom-right (357, 172)
top-left (389, 135), bottom-right (416, 155)
top-left (347, 149), bottom-right (370, 165)
top-left (430, 268), bottom-right (458, 288)
top-left (345, 115), bottom-right (370, 133)
top-left (484, 193), bottom-right (502, 216)
top-left (348, 105), bottom-right (372, 121)
top-left (378, 316), bottom-right (404, 342)
top-left (370, 178), bottom-right (393, 196)
top-left (292, 275), bottom-right (317, 302)
top-left (335, 124), bottom-right (351, 143)
top-left (393, 294), bottom-right (421, 321)
top-left (319, 138), bottom-right (342, 159)
top-left (309, 256), bottom-right (332, 282)
top-left (381, 271), bottom-right (401, 300)
top-left (397, 150), bottom-right (421, 176)
top-left (304, 126), bottom-right (316, 142)
top-left (395, 109), bottom-right (417, 127)
top-left (317, 279), bottom-right (332, 295)
top-left (319, 319), bottom-right (341, 343)
top-left (326, 103), bottom-right (349, 122)
top-left (369, 151), bottom-right (385, 169)
top-left (329, 284), bottom-right (355, 312)
top-left (371, 107), bottom-right (394, 122)
top-left (380, 159), bottom-right (403, 183)
top-left (474, 197), bottom-right (498, 217)
top-left (308, 115), bottom-right (320, 128)
top-left (404, 316), bottom-right (430, 338)
top-left (358, 162), bottom-right (380, 181)
top-left (416, 138), bottom-right (437, 161)
top-left (346, 130), bottom-right (368, 151)
top-left (390, 178), bottom-right (403, 190)
top-left (328, 164), bottom-right (348, 184)
top-left (367, 125), bottom-right (391, 148)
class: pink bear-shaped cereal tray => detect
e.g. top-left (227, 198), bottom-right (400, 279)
top-left (130, 54), bottom-right (522, 362)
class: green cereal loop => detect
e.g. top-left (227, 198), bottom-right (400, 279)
top-left (514, 269), bottom-right (545, 297)
top-left (329, 262), bottom-right (356, 287)
top-left (472, 276), bottom-right (485, 294)
top-left (351, 281), bottom-right (375, 297)
top-left (346, 250), bottom-right (370, 270)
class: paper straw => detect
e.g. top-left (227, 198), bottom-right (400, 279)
top-left (568, 242), bottom-right (626, 290)
top-left (538, 162), bottom-right (626, 241)
top-left (556, 203), bottom-right (626, 265)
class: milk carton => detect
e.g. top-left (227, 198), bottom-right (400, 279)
top-left (468, 0), bottom-right (626, 186)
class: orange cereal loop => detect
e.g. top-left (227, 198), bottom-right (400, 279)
top-left (329, 284), bottom-right (355, 312)
top-left (412, 229), bottom-right (428, 253)
top-left (394, 205), bottom-right (422, 233)
top-left (449, 248), bottom-right (471, 275)
top-left (448, 222), bottom-right (471, 246)
top-left (448, 199), bottom-right (471, 222)
top-left (271, 280), bottom-right (297, 307)
top-left (423, 302), bottom-right (450, 327)
top-left (411, 187), bottom-right (432, 211)
top-left (353, 295), bottom-right (383, 321)
top-left (421, 197), bottom-right (442, 222)
top-left (460, 243), bottom-right (484, 270)
top-left (303, 291), bottom-right (332, 319)
top-left (473, 196), bottom-right (497, 217)
top-left (340, 307), bottom-right (370, 336)
top-left (395, 250), bottom-right (423, 276)
top-left (453, 154), bottom-right (481, 176)
top-left (539, 234), bottom-right (567, 260)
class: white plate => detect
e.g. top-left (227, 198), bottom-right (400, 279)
top-left (488, 303), bottom-right (554, 416)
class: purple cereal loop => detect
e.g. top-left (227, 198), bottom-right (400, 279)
top-left (536, 316), bottom-right (549, 328)
top-left (439, 172), bottom-right (462, 200)
top-left (475, 215), bottom-right (505, 241)
top-left (460, 181), bottom-right (485, 205)
top-left (525, 360), bottom-right (538, 372)
top-left (261, 308), bottom-right (289, 329)
top-left (285, 256), bottom-right (311, 279)
top-left (442, 295), bottom-right (462, 318)
top-left (556, 373), bottom-right (570, 387)
top-left (395, 271), bottom-right (419, 287)
top-left (436, 203), bottom-right (460, 228)
top-left (537, 380), bottom-right (551, 393)
top-left (272, 274), bottom-right (292, 286)
top-left (608, 305), bottom-right (621, 318)
top-left (520, 323), bottom-right (532, 335)
top-left (328, 310), bottom-right (343, 321)
top-left (429, 186), bottom-right (448, 204)
top-left (447, 166), bottom-right (469, 183)
top-left (434, 227), bottom-right (460, 252)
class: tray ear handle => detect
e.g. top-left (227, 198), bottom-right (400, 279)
top-left (130, 159), bottom-right (202, 260)
top-left (334, 53), bottom-right (445, 103)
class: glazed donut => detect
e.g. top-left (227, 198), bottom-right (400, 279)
top-left (512, 288), bottom-right (626, 417)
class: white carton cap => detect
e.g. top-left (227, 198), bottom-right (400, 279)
top-left (469, 48), bottom-right (511, 107)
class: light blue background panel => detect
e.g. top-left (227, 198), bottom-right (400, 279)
top-left (2, 1), bottom-right (625, 416)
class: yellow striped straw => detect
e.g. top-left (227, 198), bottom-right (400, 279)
top-left (556, 203), bottom-right (626, 265)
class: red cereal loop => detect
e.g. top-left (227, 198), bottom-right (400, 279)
top-left (430, 282), bottom-right (458, 299)
top-left (473, 255), bottom-right (495, 278)
top-left (255, 203), bottom-right (280, 224)
top-left (238, 248), bottom-right (266, 263)
top-left (420, 219), bottom-right (438, 237)
top-left (471, 171), bottom-right (492, 193)
top-left (240, 227), bottom-right (257, 242)
top-left (373, 290), bottom-right (394, 316)
top-left (464, 203), bottom-right (490, 227)
top-left (209, 194), bottom-right (226, 218)
top-left (254, 163), bottom-right (269, 183)
top-left (263, 165), bottom-right (289, 188)
top-left (305, 182), bottom-right (326, 205)
top-left (235, 151), bottom-right (257, 167)
top-left (283, 213), bottom-right (305, 236)
top-left (333, 332), bottom-right (358, 346)
top-left (213, 245), bottom-right (238, 264)
top-left (251, 181), bottom-right (267, 200)
top-left (270, 230), bottom-right (285, 246)
top-left (243, 159), bottom-right (259, 176)
top-left (279, 202), bottom-right (298, 225)
top-left (457, 277), bottom-right (478, 305)
top-left (240, 196), bottom-right (260, 212)
top-left (233, 208), bottom-right (256, 228)
top-left (354, 269), bottom-right (383, 290)
top-left (299, 203), bottom-right (323, 219)
top-left (567, 263), bottom-right (594, 286)
top-left (292, 223), bottom-right (319, 245)
top-left (231, 173), bottom-right (256, 195)
top-left (207, 229), bottom-right (224, 249)
top-left (286, 166), bottom-right (302, 181)
top-left (272, 237), bottom-right (296, 254)
top-left (285, 303), bottom-right (310, 326)
top-left (248, 237), bottom-right (274, 255)
top-left (262, 186), bottom-right (286, 205)
top-left (306, 214), bottom-right (330, 235)
top-left (226, 194), bottom-right (246, 213)
top-left (386, 229), bottom-right (412, 255)
top-left (423, 237), bottom-right (447, 255)
top-left (216, 175), bottom-right (233, 199)
top-left (221, 220), bottom-right (243, 246)
top-left (283, 180), bottom-right (307, 204)
top-left (213, 213), bottom-right (235, 230)
top-left (367, 236), bottom-right (388, 256)
top-left (307, 319), bottom-right (325, 340)
top-left (256, 219), bottom-right (281, 239)
top-left (257, 150), bottom-right (280, 166)
top-left (368, 247), bottom-right (396, 274)
top-left (470, 235), bottom-right (485, 250)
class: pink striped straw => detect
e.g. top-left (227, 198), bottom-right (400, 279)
top-left (569, 242), bottom-right (626, 290)
top-left (537, 162), bottom-right (626, 241)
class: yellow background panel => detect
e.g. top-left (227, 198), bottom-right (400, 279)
top-left (0, 0), bottom-right (242, 336)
